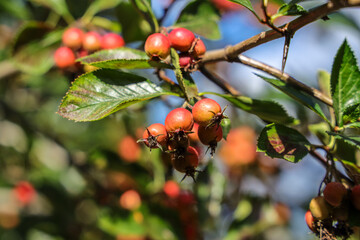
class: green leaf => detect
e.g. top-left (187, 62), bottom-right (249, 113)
top-left (220, 118), bottom-right (231, 140)
top-left (82, 0), bottom-right (122, 22)
top-left (79, 48), bottom-right (172, 69)
top-left (132, 0), bottom-right (159, 32)
top-left (115, 2), bottom-right (152, 43)
top-left (342, 160), bottom-right (360, 184)
top-left (308, 122), bottom-right (330, 145)
top-left (317, 70), bottom-right (331, 98)
top-left (58, 69), bottom-right (179, 122)
top-left (227, 0), bottom-right (259, 19)
top-left (0, 0), bottom-right (31, 20)
top-left (257, 123), bottom-right (310, 163)
top-left (273, 3), bottom-right (306, 19)
top-left (257, 74), bottom-right (328, 122)
top-left (331, 40), bottom-right (360, 127)
top-left (11, 22), bottom-right (62, 75)
top-left (29, 0), bottom-right (74, 23)
top-left (343, 104), bottom-right (360, 125)
top-left (176, 0), bottom-right (221, 40)
top-left (202, 92), bottom-right (298, 125)
top-left (327, 131), bottom-right (360, 150)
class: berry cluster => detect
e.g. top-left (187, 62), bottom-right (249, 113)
top-left (138, 98), bottom-right (225, 181)
top-left (54, 27), bottom-right (125, 69)
top-left (305, 182), bottom-right (360, 238)
top-left (144, 28), bottom-right (206, 70)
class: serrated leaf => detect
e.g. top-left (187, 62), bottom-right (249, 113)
top-left (343, 104), bottom-right (360, 125)
top-left (11, 22), bottom-right (62, 75)
top-left (257, 74), bottom-right (329, 122)
top-left (176, 1), bottom-right (221, 40)
top-left (79, 48), bottom-right (171, 69)
top-left (257, 123), bottom-right (310, 163)
top-left (275, 3), bottom-right (307, 17)
top-left (82, 0), bottom-right (121, 21)
top-left (220, 118), bottom-right (231, 140)
top-left (327, 131), bottom-right (360, 150)
top-left (331, 40), bottom-right (360, 127)
top-left (58, 69), bottom-right (179, 122)
top-left (203, 92), bottom-right (298, 125)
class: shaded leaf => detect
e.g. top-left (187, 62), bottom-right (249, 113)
top-left (132, 0), bottom-right (159, 32)
top-left (29, 0), bottom-right (73, 22)
top-left (79, 48), bottom-right (172, 69)
top-left (203, 92), bottom-right (298, 125)
top-left (317, 70), bottom-right (331, 98)
top-left (176, 0), bottom-right (221, 40)
top-left (227, 0), bottom-right (257, 16)
top-left (220, 118), bottom-right (231, 140)
top-left (83, 0), bottom-right (122, 21)
top-left (327, 131), bottom-right (360, 150)
top-left (0, 0), bottom-right (31, 20)
top-left (273, 3), bottom-right (306, 18)
top-left (257, 74), bottom-right (328, 122)
top-left (342, 160), bottom-right (360, 185)
top-left (257, 123), bottom-right (310, 163)
top-left (58, 69), bottom-right (179, 122)
top-left (331, 40), bottom-right (360, 127)
top-left (343, 104), bottom-right (360, 125)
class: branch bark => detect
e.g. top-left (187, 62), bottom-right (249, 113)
top-left (200, 0), bottom-right (360, 64)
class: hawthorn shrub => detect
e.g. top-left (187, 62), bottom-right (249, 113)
top-left (1, 0), bottom-right (360, 239)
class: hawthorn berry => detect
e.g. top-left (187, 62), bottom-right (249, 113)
top-left (178, 53), bottom-right (193, 68)
top-left (138, 123), bottom-right (168, 150)
top-left (83, 31), bottom-right (102, 51)
top-left (119, 189), bottom-right (141, 210)
top-left (192, 98), bottom-right (224, 127)
top-left (54, 46), bottom-right (76, 68)
top-left (62, 27), bottom-right (84, 49)
top-left (198, 125), bottom-right (223, 155)
top-left (118, 136), bottom-right (141, 162)
top-left (168, 28), bottom-right (195, 52)
top-left (305, 210), bottom-right (316, 233)
top-left (351, 185), bottom-right (360, 210)
top-left (309, 196), bottom-right (331, 220)
top-left (144, 33), bottom-right (171, 59)
top-left (323, 182), bottom-right (347, 207)
top-left (172, 146), bottom-right (199, 181)
top-left (14, 181), bottom-right (35, 205)
top-left (165, 108), bottom-right (194, 132)
top-left (163, 180), bottom-right (180, 199)
top-left (193, 39), bottom-right (206, 58)
top-left (188, 123), bottom-right (200, 142)
top-left (101, 33), bottom-right (125, 49)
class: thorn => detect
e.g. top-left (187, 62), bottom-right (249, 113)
top-left (281, 31), bottom-right (291, 73)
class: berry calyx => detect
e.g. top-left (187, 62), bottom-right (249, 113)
top-left (192, 98), bottom-right (223, 127)
top-left (54, 46), bottom-right (76, 68)
top-left (198, 125), bottom-right (223, 155)
top-left (178, 53), bottom-right (194, 68)
top-left (62, 27), bottom-right (84, 49)
top-left (83, 31), bottom-right (102, 51)
top-left (193, 39), bottom-right (206, 58)
top-left (168, 28), bottom-right (195, 52)
top-left (101, 33), bottom-right (125, 49)
top-left (305, 210), bottom-right (316, 233)
top-left (144, 33), bottom-right (171, 59)
top-left (323, 182), bottom-right (347, 207)
top-left (165, 108), bottom-right (194, 132)
top-left (138, 123), bottom-right (168, 150)
top-left (309, 196), bottom-right (331, 220)
top-left (351, 185), bottom-right (360, 210)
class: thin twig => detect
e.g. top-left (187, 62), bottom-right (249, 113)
top-left (233, 54), bottom-right (333, 106)
top-left (156, 69), bottom-right (176, 85)
top-left (199, 66), bottom-right (241, 96)
top-left (200, 0), bottom-right (360, 64)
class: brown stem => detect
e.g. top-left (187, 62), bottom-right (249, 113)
top-left (234, 55), bottom-right (333, 106)
top-left (200, 0), bottom-right (360, 64)
top-left (156, 69), bottom-right (176, 85)
top-left (199, 66), bottom-right (241, 96)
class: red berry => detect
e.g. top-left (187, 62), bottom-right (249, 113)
top-left (144, 33), bottom-right (171, 59)
top-left (101, 33), bottom-right (125, 49)
top-left (172, 146), bottom-right (199, 174)
top-left (165, 108), bottom-right (194, 132)
top-left (14, 181), bottom-right (35, 205)
top-left (83, 31), bottom-right (102, 51)
top-left (351, 185), bottom-right (360, 210)
top-left (141, 123), bottom-right (168, 149)
top-left (193, 39), bottom-right (206, 58)
top-left (211, 0), bottom-right (244, 12)
top-left (62, 27), bottom-right (84, 49)
top-left (168, 28), bottom-right (195, 52)
top-left (178, 53), bottom-right (193, 68)
top-left (323, 182), bottom-right (347, 207)
top-left (119, 190), bottom-right (141, 210)
top-left (188, 123), bottom-right (200, 142)
top-left (163, 180), bottom-right (180, 199)
top-left (198, 125), bottom-right (223, 146)
top-left (118, 136), bottom-right (141, 162)
top-left (305, 210), bottom-right (316, 233)
top-left (309, 196), bottom-right (331, 220)
top-left (192, 98), bottom-right (222, 127)
top-left (54, 46), bottom-right (76, 68)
